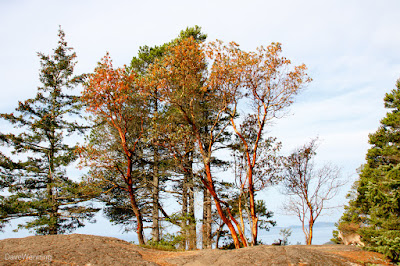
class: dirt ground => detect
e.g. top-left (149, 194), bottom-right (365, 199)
top-left (0, 234), bottom-right (394, 265)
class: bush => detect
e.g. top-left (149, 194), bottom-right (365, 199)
top-left (141, 233), bottom-right (185, 251)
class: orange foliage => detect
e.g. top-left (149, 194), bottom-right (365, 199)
top-left (80, 53), bottom-right (148, 245)
top-left (83, 53), bottom-right (137, 121)
top-left (80, 37), bottom-right (311, 249)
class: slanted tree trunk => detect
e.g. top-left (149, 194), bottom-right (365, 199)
top-left (128, 186), bottom-right (145, 245)
top-left (202, 159), bottom-right (246, 249)
top-left (190, 120), bottom-right (245, 249)
top-left (126, 157), bottom-right (145, 245)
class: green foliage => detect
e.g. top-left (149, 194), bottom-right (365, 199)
top-left (82, 26), bottom-right (209, 242)
top-left (213, 190), bottom-right (276, 247)
top-left (365, 230), bottom-right (400, 261)
top-left (256, 199), bottom-right (277, 231)
top-left (81, 121), bottom-right (152, 232)
top-left (219, 240), bottom-right (246, 249)
top-left (331, 229), bottom-right (341, 244)
top-left (0, 27), bottom-right (98, 234)
top-left (225, 193), bottom-right (276, 232)
top-left (165, 212), bottom-right (195, 226)
top-left (130, 44), bottom-right (168, 75)
top-left (338, 78), bottom-right (400, 261)
top-left (177, 25), bottom-right (207, 42)
top-left (279, 228), bottom-right (292, 245)
top-left (142, 233), bottom-right (185, 251)
top-left (129, 25), bottom-right (206, 74)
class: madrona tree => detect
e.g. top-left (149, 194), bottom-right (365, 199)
top-left (148, 36), bottom-right (310, 248)
top-left (149, 37), bottom-right (248, 248)
top-left (282, 139), bottom-right (344, 245)
top-left (79, 54), bottom-right (150, 245)
top-left (218, 41), bottom-right (311, 245)
top-left (0, 28), bottom-right (98, 234)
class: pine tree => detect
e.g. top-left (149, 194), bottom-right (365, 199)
top-left (0, 27), bottom-right (98, 234)
top-left (339, 78), bottom-right (400, 261)
top-left (128, 26), bottom-right (206, 247)
top-left (130, 43), bottom-right (167, 244)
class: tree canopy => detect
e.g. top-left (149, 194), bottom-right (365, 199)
top-left (0, 25), bottom-right (320, 251)
top-left (0, 27), bottom-right (97, 234)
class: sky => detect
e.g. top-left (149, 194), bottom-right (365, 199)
top-left (1, 0), bottom-right (400, 242)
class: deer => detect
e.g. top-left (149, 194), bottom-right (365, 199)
top-left (338, 231), bottom-right (364, 246)
top-left (272, 239), bottom-right (283, 246)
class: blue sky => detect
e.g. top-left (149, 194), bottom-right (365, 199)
top-left (1, 0), bottom-right (400, 241)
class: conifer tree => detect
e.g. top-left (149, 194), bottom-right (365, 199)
top-left (130, 43), bottom-right (167, 244)
top-left (0, 28), bottom-right (98, 234)
top-left (128, 26), bottom-right (206, 246)
top-left (339, 78), bottom-right (400, 261)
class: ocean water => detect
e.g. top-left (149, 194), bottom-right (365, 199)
top-left (104, 222), bottom-right (337, 246)
top-left (0, 217), bottom-right (336, 246)
top-left (259, 222), bottom-right (336, 245)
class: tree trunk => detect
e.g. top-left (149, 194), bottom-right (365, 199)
top-left (48, 204), bottom-right (58, 235)
top-left (128, 186), bottom-right (145, 245)
top-left (126, 157), bottom-right (145, 245)
top-left (215, 222), bottom-right (225, 249)
top-left (182, 167), bottom-right (189, 249)
top-left (206, 189), bottom-right (212, 248)
top-left (151, 148), bottom-right (160, 242)
top-left (48, 146), bottom-right (58, 235)
top-left (249, 179), bottom-right (258, 245)
top-left (247, 163), bottom-right (258, 246)
top-left (306, 202), bottom-right (314, 245)
top-left (205, 162), bottom-right (247, 248)
top-left (184, 146), bottom-right (196, 250)
top-left (188, 174), bottom-right (196, 249)
top-left (151, 94), bottom-right (160, 242)
top-left (188, 116), bottom-right (245, 249)
top-left (307, 215), bottom-right (314, 245)
top-left (202, 186), bottom-right (212, 249)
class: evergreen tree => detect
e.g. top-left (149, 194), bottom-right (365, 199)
top-left (80, 25), bottom-right (207, 247)
top-left (339, 78), bottom-right (400, 261)
top-left (130, 43), bottom-right (167, 244)
top-left (128, 25), bottom-right (206, 246)
top-left (0, 28), bottom-right (98, 234)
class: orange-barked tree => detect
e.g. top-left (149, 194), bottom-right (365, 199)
top-left (80, 54), bottom-right (150, 245)
top-left (219, 42), bottom-right (311, 245)
top-left (149, 36), bottom-right (311, 248)
top-left (149, 37), bottom-right (248, 248)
